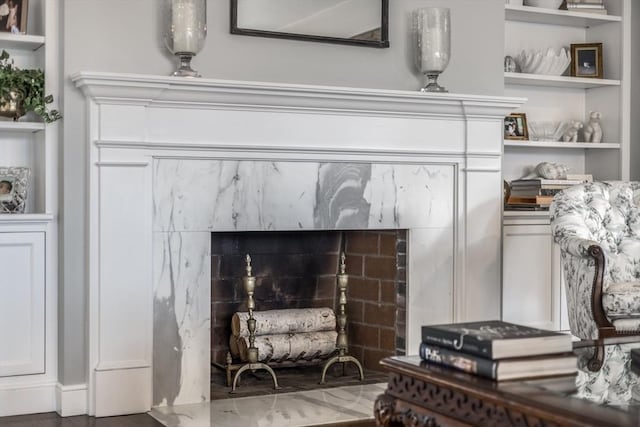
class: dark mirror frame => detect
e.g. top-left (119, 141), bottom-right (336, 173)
top-left (230, 0), bottom-right (389, 48)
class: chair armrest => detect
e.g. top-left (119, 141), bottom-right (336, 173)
top-left (558, 240), bottom-right (612, 341)
top-left (555, 235), bottom-right (602, 259)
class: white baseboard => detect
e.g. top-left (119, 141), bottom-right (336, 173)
top-left (0, 381), bottom-right (56, 417)
top-left (56, 383), bottom-right (88, 417)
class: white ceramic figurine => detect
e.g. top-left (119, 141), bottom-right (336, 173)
top-left (584, 111), bottom-right (602, 143)
top-left (562, 121), bottom-right (583, 143)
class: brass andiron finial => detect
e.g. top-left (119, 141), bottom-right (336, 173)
top-left (230, 254), bottom-right (280, 392)
top-left (320, 252), bottom-right (365, 384)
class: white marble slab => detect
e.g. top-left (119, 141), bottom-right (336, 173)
top-left (153, 160), bottom-right (454, 232)
top-left (151, 159), bottom-right (456, 405)
top-left (149, 383), bottom-right (386, 427)
top-left (153, 232), bottom-right (211, 407)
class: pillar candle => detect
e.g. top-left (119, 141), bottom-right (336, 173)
top-left (172, 0), bottom-right (197, 53)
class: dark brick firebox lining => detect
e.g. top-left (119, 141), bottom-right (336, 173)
top-left (211, 230), bottom-right (407, 372)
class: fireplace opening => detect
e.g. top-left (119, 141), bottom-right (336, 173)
top-left (210, 230), bottom-right (407, 398)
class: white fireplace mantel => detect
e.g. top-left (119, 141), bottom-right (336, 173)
top-left (71, 72), bottom-right (524, 416)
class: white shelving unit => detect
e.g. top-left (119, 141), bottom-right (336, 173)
top-left (0, 0), bottom-right (60, 417)
top-left (502, 1), bottom-right (629, 333)
top-left (503, 0), bottom-right (629, 183)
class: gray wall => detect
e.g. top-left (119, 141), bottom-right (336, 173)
top-left (59, 0), bottom-right (504, 385)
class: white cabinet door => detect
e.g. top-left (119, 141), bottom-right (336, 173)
top-left (503, 224), bottom-right (561, 331)
top-left (0, 232), bottom-right (45, 377)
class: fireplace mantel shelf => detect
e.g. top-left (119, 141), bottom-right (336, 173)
top-left (71, 72), bottom-right (525, 120)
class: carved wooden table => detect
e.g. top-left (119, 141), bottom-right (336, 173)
top-left (375, 354), bottom-right (640, 427)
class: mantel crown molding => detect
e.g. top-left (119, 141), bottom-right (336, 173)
top-left (70, 71), bottom-right (525, 119)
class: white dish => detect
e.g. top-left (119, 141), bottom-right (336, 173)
top-left (516, 48), bottom-right (571, 75)
top-left (528, 121), bottom-right (570, 142)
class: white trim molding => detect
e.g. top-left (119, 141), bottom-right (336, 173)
top-left (72, 72), bottom-right (524, 416)
top-left (55, 383), bottom-right (88, 417)
top-left (0, 381), bottom-right (56, 417)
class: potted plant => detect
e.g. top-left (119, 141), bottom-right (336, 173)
top-left (0, 49), bottom-right (61, 123)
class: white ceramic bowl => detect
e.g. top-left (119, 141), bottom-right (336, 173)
top-left (516, 48), bottom-right (570, 75)
top-left (524, 0), bottom-right (563, 9)
top-left (528, 121), bottom-right (570, 142)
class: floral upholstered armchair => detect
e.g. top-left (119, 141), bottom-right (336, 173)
top-left (550, 181), bottom-right (640, 370)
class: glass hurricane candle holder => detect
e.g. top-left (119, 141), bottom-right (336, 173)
top-left (164, 0), bottom-right (207, 77)
top-left (412, 8), bottom-right (451, 93)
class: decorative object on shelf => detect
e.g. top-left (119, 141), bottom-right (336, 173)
top-left (534, 162), bottom-right (569, 179)
top-left (519, 162), bottom-right (569, 180)
top-left (516, 48), bottom-right (570, 75)
top-left (231, 0), bottom-right (389, 48)
top-left (504, 55), bottom-right (519, 73)
top-left (570, 43), bottom-right (603, 78)
top-left (504, 113), bottom-right (528, 140)
top-left (164, 0), bottom-right (207, 77)
top-left (566, 0), bottom-right (607, 15)
top-left (528, 121), bottom-right (570, 142)
top-left (562, 120), bottom-right (583, 142)
top-left (0, 0), bottom-right (28, 34)
top-left (0, 166), bottom-right (30, 213)
top-left (506, 0), bottom-right (524, 5)
top-left (0, 50), bottom-right (61, 123)
top-left (524, 0), bottom-right (563, 8)
top-left (584, 111), bottom-right (602, 143)
top-left (412, 7), bottom-right (450, 93)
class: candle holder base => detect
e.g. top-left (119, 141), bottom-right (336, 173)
top-left (171, 53), bottom-right (201, 78)
top-left (420, 74), bottom-right (448, 93)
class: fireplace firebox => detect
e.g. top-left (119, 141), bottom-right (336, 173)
top-left (211, 230), bottom-right (407, 381)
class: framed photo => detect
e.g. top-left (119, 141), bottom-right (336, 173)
top-left (504, 113), bottom-right (529, 141)
top-left (0, 166), bottom-right (30, 213)
top-left (0, 0), bottom-right (28, 34)
top-left (570, 43), bottom-right (603, 78)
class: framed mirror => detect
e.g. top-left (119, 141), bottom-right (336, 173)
top-left (231, 0), bottom-right (389, 48)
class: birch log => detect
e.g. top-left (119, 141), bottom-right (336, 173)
top-left (231, 308), bottom-right (336, 337)
top-left (232, 331), bottom-right (338, 362)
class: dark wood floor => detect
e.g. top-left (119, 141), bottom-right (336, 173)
top-left (0, 413), bottom-right (163, 427)
top-left (0, 412), bottom-right (375, 427)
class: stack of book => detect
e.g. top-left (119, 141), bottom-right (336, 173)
top-left (566, 0), bottom-right (607, 15)
top-left (505, 175), bottom-right (591, 211)
top-left (419, 320), bottom-right (576, 381)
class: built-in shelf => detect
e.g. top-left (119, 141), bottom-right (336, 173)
top-left (505, 72), bottom-right (621, 89)
top-left (0, 214), bottom-right (54, 224)
top-left (505, 5), bottom-right (621, 27)
top-left (0, 121), bottom-right (45, 133)
top-left (0, 33), bottom-right (45, 50)
top-left (504, 140), bottom-right (620, 149)
top-left (503, 210), bottom-right (550, 218)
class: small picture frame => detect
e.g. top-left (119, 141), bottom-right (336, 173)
top-left (504, 113), bottom-right (529, 141)
top-left (570, 43), bottom-right (603, 79)
top-left (0, 0), bottom-right (28, 34)
top-left (0, 166), bottom-right (30, 213)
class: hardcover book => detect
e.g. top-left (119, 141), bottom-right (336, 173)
top-left (421, 320), bottom-right (573, 359)
top-left (419, 342), bottom-right (577, 381)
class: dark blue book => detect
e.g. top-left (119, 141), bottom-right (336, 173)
top-left (419, 341), bottom-right (577, 381)
top-left (421, 320), bottom-right (572, 360)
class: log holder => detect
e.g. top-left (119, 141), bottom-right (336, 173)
top-left (222, 252), bottom-right (364, 391)
top-left (228, 254), bottom-right (280, 393)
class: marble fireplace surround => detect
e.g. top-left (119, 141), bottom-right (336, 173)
top-left (72, 72), bottom-right (523, 417)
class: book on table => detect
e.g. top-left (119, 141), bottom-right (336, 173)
top-left (421, 320), bottom-right (573, 359)
top-left (419, 342), bottom-right (577, 381)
